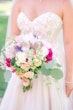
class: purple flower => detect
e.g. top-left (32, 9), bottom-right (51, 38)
top-left (16, 46), bottom-right (23, 52)
top-left (33, 34), bottom-right (38, 39)
top-left (46, 48), bottom-right (53, 63)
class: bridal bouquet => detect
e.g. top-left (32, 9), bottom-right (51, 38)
top-left (0, 34), bottom-right (63, 92)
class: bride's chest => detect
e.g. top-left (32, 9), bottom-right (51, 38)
top-left (17, 12), bottom-right (63, 42)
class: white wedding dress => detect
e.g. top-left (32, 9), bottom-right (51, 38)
top-left (0, 12), bottom-right (73, 110)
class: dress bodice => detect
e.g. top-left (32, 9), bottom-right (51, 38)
top-left (17, 12), bottom-right (63, 44)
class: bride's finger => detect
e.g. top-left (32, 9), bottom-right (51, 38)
top-left (66, 88), bottom-right (72, 97)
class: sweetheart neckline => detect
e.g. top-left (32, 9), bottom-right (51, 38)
top-left (18, 11), bottom-right (63, 23)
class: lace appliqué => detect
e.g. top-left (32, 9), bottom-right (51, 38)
top-left (17, 12), bottom-right (63, 44)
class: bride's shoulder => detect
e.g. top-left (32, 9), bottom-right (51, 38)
top-left (63, 0), bottom-right (73, 9)
top-left (62, 0), bottom-right (73, 20)
top-left (12, 0), bottom-right (21, 9)
top-left (13, 0), bottom-right (24, 8)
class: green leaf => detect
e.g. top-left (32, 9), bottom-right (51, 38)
top-left (23, 85), bottom-right (32, 92)
top-left (34, 69), bottom-right (38, 78)
top-left (44, 60), bottom-right (56, 69)
top-left (11, 58), bottom-right (16, 66)
top-left (56, 63), bottom-right (61, 67)
top-left (34, 73), bottom-right (38, 78)
top-left (41, 65), bottom-right (50, 76)
top-left (49, 68), bottom-right (63, 80)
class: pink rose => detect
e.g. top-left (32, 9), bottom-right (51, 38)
top-left (22, 77), bottom-right (30, 87)
top-left (46, 48), bottom-right (53, 62)
top-left (24, 72), bottom-right (34, 79)
top-left (6, 58), bottom-right (11, 67)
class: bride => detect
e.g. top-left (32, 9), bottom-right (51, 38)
top-left (0, 0), bottom-right (73, 110)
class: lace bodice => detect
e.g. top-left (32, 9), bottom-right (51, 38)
top-left (17, 12), bottom-right (63, 44)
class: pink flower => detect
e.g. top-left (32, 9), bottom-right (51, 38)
top-left (23, 72), bottom-right (34, 79)
top-left (46, 48), bottom-right (53, 62)
top-left (22, 77), bottom-right (30, 87)
top-left (6, 58), bottom-right (11, 67)
top-left (11, 66), bottom-right (16, 73)
top-left (12, 70), bottom-right (16, 73)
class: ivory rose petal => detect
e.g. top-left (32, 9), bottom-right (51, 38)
top-left (24, 72), bottom-right (34, 79)
top-left (21, 63), bottom-right (30, 71)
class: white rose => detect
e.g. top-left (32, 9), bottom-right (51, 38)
top-left (33, 59), bottom-right (42, 67)
top-left (6, 39), bottom-right (15, 45)
top-left (41, 46), bottom-right (48, 57)
top-left (5, 44), bottom-right (16, 59)
top-left (23, 34), bottom-right (30, 42)
top-left (23, 81), bottom-right (30, 87)
top-left (22, 47), bottom-right (29, 52)
top-left (16, 52), bottom-right (27, 63)
top-left (16, 60), bottom-right (21, 66)
top-left (24, 33), bottom-right (37, 44)
top-left (15, 35), bottom-right (23, 43)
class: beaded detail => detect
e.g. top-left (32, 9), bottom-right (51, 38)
top-left (17, 12), bottom-right (63, 44)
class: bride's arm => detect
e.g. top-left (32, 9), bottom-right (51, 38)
top-left (9, 0), bottom-right (21, 37)
top-left (63, 0), bottom-right (73, 97)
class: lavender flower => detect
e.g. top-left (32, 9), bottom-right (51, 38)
top-left (33, 34), bottom-right (38, 39)
top-left (16, 46), bottom-right (23, 52)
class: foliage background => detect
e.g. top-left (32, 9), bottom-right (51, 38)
top-left (0, 1), bottom-right (12, 97)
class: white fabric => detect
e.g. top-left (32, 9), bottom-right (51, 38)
top-left (0, 12), bottom-right (73, 110)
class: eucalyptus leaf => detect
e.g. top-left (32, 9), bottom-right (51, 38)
top-left (41, 65), bottom-right (50, 76)
top-left (49, 68), bottom-right (63, 80)
top-left (44, 60), bottom-right (56, 69)
top-left (56, 63), bottom-right (61, 67)
top-left (4, 70), bottom-right (12, 82)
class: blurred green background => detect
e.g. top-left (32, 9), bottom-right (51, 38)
top-left (0, 1), bottom-right (12, 98)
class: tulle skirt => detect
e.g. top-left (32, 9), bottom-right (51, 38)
top-left (0, 44), bottom-right (73, 110)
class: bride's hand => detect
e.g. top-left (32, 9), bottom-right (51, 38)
top-left (65, 81), bottom-right (73, 97)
